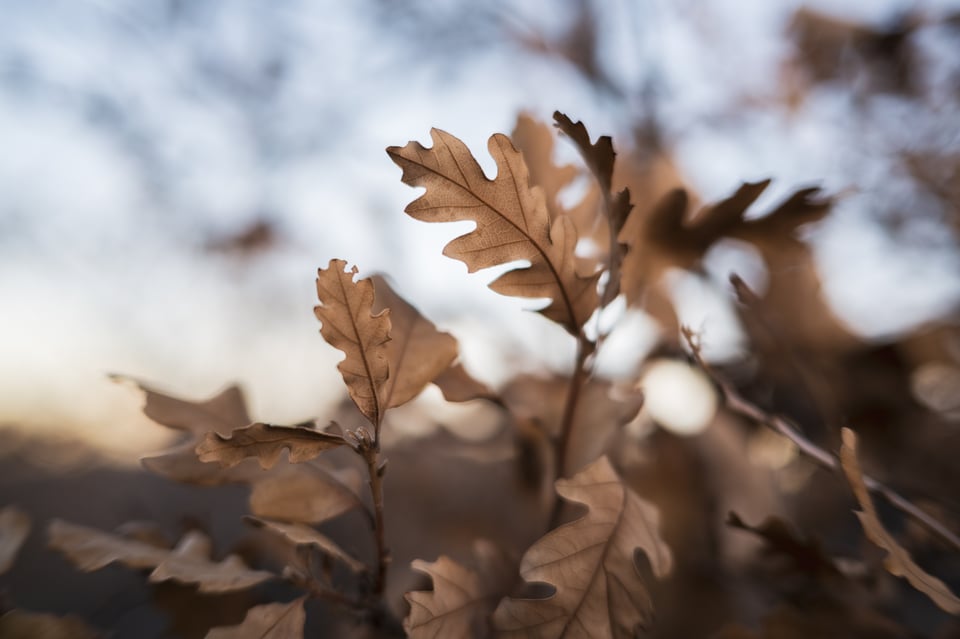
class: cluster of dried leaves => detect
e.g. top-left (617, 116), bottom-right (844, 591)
top-left (2, 108), bottom-right (960, 638)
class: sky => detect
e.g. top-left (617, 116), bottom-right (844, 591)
top-left (2, 0), bottom-right (959, 456)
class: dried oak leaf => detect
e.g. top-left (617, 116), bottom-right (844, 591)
top-left (246, 516), bottom-right (365, 574)
top-left (205, 597), bottom-right (306, 639)
top-left (197, 422), bottom-right (345, 469)
top-left (618, 181), bottom-right (829, 306)
top-left (0, 610), bottom-right (101, 639)
top-left (840, 428), bottom-right (960, 615)
top-left (116, 376), bottom-right (250, 436)
top-left (372, 275), bottom-right (457, 409)
top-left (249, 463), bottom-right (363, 525)
top-left (433, 362), bottom-right (501, 405)
top-left (116, 377), bottom-right (259, 484)
top-left (0, 505), bottom-right (30, 574)
top-left (49, 520), bottom-right (274, 593)
top-left (388, 129), bottom-right (600, 335)
top-left (493, 456), bottom-right (672, 638)
top-left (316, 259), bottom-right (392, 426)
top-left (511, 113), bottom-right (580, 224)
top-left (405, 540), bottom-right (515, 639)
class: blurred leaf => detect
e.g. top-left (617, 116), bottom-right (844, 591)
top-left (197, 422), bottom-right (345, 469)
top-left (433, 362), bottom-right (501, 404)
top-left (0, 610), bottom-right (101, 639)
top-left (553, 112), bottom-right (614, 199)
top-left (493, 456), bottom-right (672, 638)
top-left (0, 505), bottom-right (30, 574)
top-left (371, 276), bottom-right (458, 409)
top-left (246, 516), bottom-right (366, 574)
top-left (205, 598), bottom-right (306, 639)
top-left (49, 520), bottom-right (274, 593)
top-left (511, 113), bottom-right (579, 223)
top-left (116, 376), bottom-right (250, 436)
top-left (388, 129), bottom-right (599, 335)
top-left (727, 512), bottom-right (840, 577)
top-left (249, 463), bottom-right (363, 525)
top-left (315, 259), bottom-right (392, 426)
top-left (405, 539), bottom-right (515, 638)
top-left (142, 440), bottom-right (263, 485)
top-left (840, 428), bottom-right (960, 614)
top-left (503, 375), bottom-right (643, 474)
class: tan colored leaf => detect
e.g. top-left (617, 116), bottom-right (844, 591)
top-left (249, 464), bottom-right (363, 524)
top-left (315, 258), bottom-right (391, 426)
top-left (511, 113), bottom-right (579, 222)
top-left (493, 456), bottom-right (672, 638)
top-left (405, 540), bottom-right (515, 639)
top-left (115, 375), bottom-right (250, 436)
top-left (433, 362), bottom-right (501, 405)
top-left (0, 610), bottom-right (101, 639)
top-left (840, 428), bottom-right (960, 615)
top-left (0, 505), bottom-right (30, 574)
top-left (388, 129), bottom-right (600, 335)
top-left (503, 375), bottom-right (643, 474)
top-left (371, 275), bottom-right (458, 409)
top-left (246, 516), bottom-right (365, 573)
top-left (49, 520), bottom-right (274, 593)
top-left (142, 441), bottom-right (263, 485)
top-left (197, 422), bottom-right (345, 469)
top-left (205, 597), bottom-right (306, 639)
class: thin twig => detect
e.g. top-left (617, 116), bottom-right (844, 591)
top-left (549, 334), bottom-right (593, 528)
top-left (683, 328), bottom-right (960, 553)
top-left (360, 436), bottom-right (390, 596)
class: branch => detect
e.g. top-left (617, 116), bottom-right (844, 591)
top-left (682, 327), bottom-right (960, 553)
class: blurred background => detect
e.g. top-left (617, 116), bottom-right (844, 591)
top-left (2, 0), bottom-right (960, 457)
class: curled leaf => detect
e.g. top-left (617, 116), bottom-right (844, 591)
top-left (49, 520), bottom-right (274, 593)
top-left (405, 540), bottom-right (515, 638)
top-left (493, 456), bottom-right (672, 638)
top-left (372, 275), bottom-right (458, 409)
top-left (840, 428), bottom-right (960, 615)
top-left (315, 259), bottom-right (392, 426)
top-left (205, 597), bottom-right (306, 639)
top-left (388, 129), bottom-right (599, 335)
top-left (0, 505), bottom-right (30, 574)
top-left (246, 516), bottom-right (365, 573)
top-left (197, 422), bottom-right (345, 469)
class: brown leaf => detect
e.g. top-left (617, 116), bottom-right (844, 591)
top-left (553, 112), bottom-right (614, 199)
top-left (405, 540), bottom-right (515, 639)
top-left (315, 259), bottom-right (392, 426)
top-left (840, 428), bottom-right (960, 614)
top-left (0, 610), bottom-right (101, 639)
top-left (197, 422), bottom-right (345, 469)
top-left (493, 456), bottom-right (672, 638)
top-left (727, 512), bottom-right (840, 577)
top-left (48, 520), bottom-right (274, 593)
top-left (142, 441), bottom-right (263, 485)
top-left (511, 113), bottom-right (579, 223)
top-left (388, 129), bottom-right (600, 335)
top-left (371, 275), bottom-right (458, 409)
top-left (205, 597), bottom-right (306, 639)
top-left (0, 505), bottom-right (30, 574)
top-left (433, 362), bottom-right (501, 405)
top-left (115, 376), bottom-right (250, 436)
top-left (503, 375), bottom-right (643, 474)
top-left (249, 463), bottom-right (363, 525)
top-left (246, 516), bottom-right (366, 573)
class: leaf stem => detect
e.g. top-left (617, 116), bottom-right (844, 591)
top-left (683, 328), bottom-right (960, 553)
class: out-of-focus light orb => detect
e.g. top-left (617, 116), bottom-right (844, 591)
top-left (641, 359), bottom-right (717, 436)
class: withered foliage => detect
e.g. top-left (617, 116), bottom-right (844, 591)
top-left (4, 60), bottom-right (960, 637)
